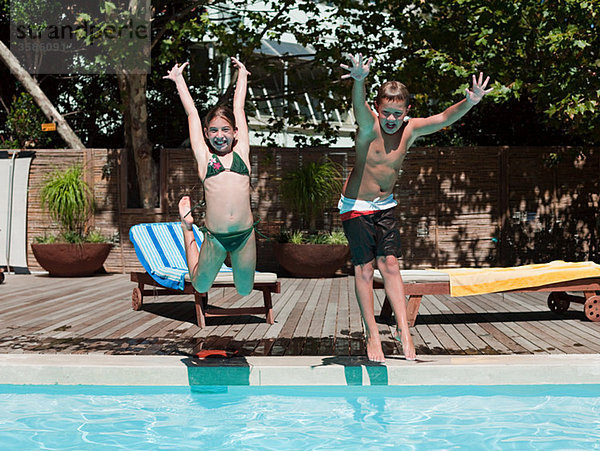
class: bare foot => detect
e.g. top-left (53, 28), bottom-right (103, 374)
top-left (394, 327), bottom-right (416, 361)
top-left (365, 333), bottom-right (385, 363)
top-left (179, 196), bottom-right (194, 231)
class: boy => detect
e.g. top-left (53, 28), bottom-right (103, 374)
top-left (340, 54), bottom-right (492, 362)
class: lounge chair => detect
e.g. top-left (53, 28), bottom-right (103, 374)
top-left (129, 222), bottom-right (280, 328)
top-left (375, 261), bottom-right (600, 325)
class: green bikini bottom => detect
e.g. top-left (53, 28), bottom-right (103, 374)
top-left (201, 224), bottom-right (255, 252)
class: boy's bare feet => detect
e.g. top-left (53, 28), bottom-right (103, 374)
top-left (179, 196), bottom-right (194, 231)
top-left (365, 332), bottom-right (385, 363)
top-left (394, 327), bottom-right (416, 361)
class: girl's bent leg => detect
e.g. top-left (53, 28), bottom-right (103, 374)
top-left (230, 231), bottom-right (256, 296)
top-left (179, 196), bottom-right (200, 278)
top-left (192, 234), bottom-right (227, 293)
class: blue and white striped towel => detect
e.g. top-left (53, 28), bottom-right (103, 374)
top-left (129, 222), bottom-right (231, 291)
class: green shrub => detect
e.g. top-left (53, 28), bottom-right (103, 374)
top-left (278, 230), bottom-right (348, 245)
top-left (4, 92), bottom-right (54, 149)
top-left (37, 164), bottom-right (108, 243)
top-left (280, 159), bottom-right (342, 233)
top-left (40, 164), bottom-right (95, 237)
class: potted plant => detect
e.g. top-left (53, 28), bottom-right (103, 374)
top-left (274, 159), bottom-right (350, 277)
top-left (31, 164), bottom-right (112, 276)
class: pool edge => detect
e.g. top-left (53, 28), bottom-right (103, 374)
top-left (1, 354), bottom-right (599, 386)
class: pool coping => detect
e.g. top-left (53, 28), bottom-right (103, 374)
top-left (1, 353), bottom-right (600, 386)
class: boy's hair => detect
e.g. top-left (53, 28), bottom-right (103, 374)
top-left (375, 81), bottom-right (410, 106)
top-left (204, 104), bottom-right (236, 129)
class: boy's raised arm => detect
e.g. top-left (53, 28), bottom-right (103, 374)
top-left (410, 72), bottom-right (493, 139)
top-left (341, 54), bottom-right (376, 142)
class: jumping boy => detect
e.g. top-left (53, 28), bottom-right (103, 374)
top-left (339, 54), bottom-right (492, 362)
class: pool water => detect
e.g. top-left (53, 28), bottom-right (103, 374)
top-left (0, 385), bottom-right (599, 449)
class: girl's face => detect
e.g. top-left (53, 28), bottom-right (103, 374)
top-left (205, 116), bottom-right (236, 153)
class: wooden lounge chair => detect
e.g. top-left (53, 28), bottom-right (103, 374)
top-left (375, 264), bottom-right (600, 325)
top-left (129, 222), bottom-right (280, 328)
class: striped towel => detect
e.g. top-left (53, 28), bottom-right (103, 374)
top-left (129, 222), bottom-right (230, 291)
top-left (439, 260), bottom-right (600, 296)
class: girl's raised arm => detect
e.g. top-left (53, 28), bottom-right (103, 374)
top-left (164, 63), bottom-right (209, 163)
top-left (231, 57), bottom-right (250, 155)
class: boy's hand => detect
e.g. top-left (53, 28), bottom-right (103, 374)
top-left (231, 56), bottom-right (251, 77)
top-left (163, 62), bottom-right (189, 82)
top-left (340, 53), bottom-right (372, 81)
top-left (465, 72), bottom-right (493, 105)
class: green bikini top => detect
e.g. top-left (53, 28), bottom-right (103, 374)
top-left (205, 152), bottom-right (250, 180)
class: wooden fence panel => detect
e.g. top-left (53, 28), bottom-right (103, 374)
top-left (17, 146), bottom-right (599, 273)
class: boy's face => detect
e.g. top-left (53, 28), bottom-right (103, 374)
top-left (376, 99), bottom-right (410, 135)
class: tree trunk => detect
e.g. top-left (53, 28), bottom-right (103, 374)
top-left (117, 71), bottom-right (157, 208)
top-left (0, 40), bottom-right (85, 150)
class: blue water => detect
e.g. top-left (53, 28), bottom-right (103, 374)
top-left (0, 385), bottom-right (599, 450)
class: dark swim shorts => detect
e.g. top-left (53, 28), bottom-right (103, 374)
top-left (341, 207), bottom-right (402, 266)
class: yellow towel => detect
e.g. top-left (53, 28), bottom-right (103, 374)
top-left (438, 260), bottom-right (600, 297)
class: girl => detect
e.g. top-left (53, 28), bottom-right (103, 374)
top-left (164, 57), bottom-right (255, 295)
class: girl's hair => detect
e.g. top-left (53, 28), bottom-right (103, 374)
top-left (204, 104), bottom-right (236, 129)
top-left (375, 81), bottom-right (410, 106)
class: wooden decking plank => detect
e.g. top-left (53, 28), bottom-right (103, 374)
top-left (281, 279), bottom-right (328, 355)
top-left (512, 320), bottom-right (589, 354)
top-left (279, 277), bottom-right (323, 339)
top-left (235, 278), bottom-right (302, 342)
top-left (57, 297), bottom-right (151, 338)
top-left (434, 294), bottom-right (519, 354)
top-left (464, 323), bottom-right (515, 354)
top-left (306, 278), bottom-right (333, 338)
top-left (539, 319), bottom-right (600, 353)
top-left (2, 284), bottom-right (130, 335)
top-left (0, 278), bottom-right (129, 326)
top-left (107, 300), bottom-right (191, 339)
top-left (321, 278), bottom-right (340, 338)
top-left (200, 294), bottom-right (267, 352)
top-left (473, 292), bottom-right (565, 354)
top-left (293, 278), bottom-right (326, 337)
top-left (347, 277), bottom-right (363, 338)
top-left (0, 277), bottom-right (91, 310)
top-left (2, 273), bottom-right (600, 356)
top-left (195, 289), bottom-right (264, 338)
top-left (261, 278), bottom-right (311, 340)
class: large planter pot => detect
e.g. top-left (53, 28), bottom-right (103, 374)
top-left (31, 243), bottom-right (112, 276)
top-left (273, 243), bottom-right (350, 277)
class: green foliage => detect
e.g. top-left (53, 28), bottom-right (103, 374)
top-left (39, 165), bottom-right (95, 238)
top-left (369, 0), bottom-right (599, 144)
top-left (85, 229), bottom-right (110, 243)
top-left (280, 159), bottom-right (343, 233)
top-left (278, 229), bottom-right (348, 245)
top-left (3, 93), bottom-right (54, 149)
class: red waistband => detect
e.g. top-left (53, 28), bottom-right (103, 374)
top-left (340, 210), bottom-right (378, 221)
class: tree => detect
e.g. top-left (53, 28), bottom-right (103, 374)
top-left (0, 40), bottom-right (85, 149)
top-left (325, 0), bottom-right (599, 145)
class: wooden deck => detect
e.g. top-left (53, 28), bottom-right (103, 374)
top-left (1, 273), bottom-right (599, 357)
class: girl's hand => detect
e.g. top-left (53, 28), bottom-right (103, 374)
top-left (163, 62), bottom-right (189, 82)
top-left (231, 57), bottom-right (251, 76)
top-left (340, 53), bottom-right (372, 81)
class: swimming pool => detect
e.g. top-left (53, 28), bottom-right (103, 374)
top-left (1, 385), bottom-right (598, 449)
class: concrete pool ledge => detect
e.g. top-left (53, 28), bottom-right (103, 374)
top-left (0, 354), bottom-right (599, 387)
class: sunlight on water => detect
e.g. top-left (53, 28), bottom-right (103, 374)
top-left (0, 386), bottom-right (598, 449)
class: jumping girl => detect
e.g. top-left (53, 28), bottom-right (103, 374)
top-left (164, 57), bottom-right (255, 295)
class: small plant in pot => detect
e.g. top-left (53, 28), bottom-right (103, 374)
top-left (31, 164), bottom-right (112, 276)
top-left (274, 159), bottom-right (350, 277)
